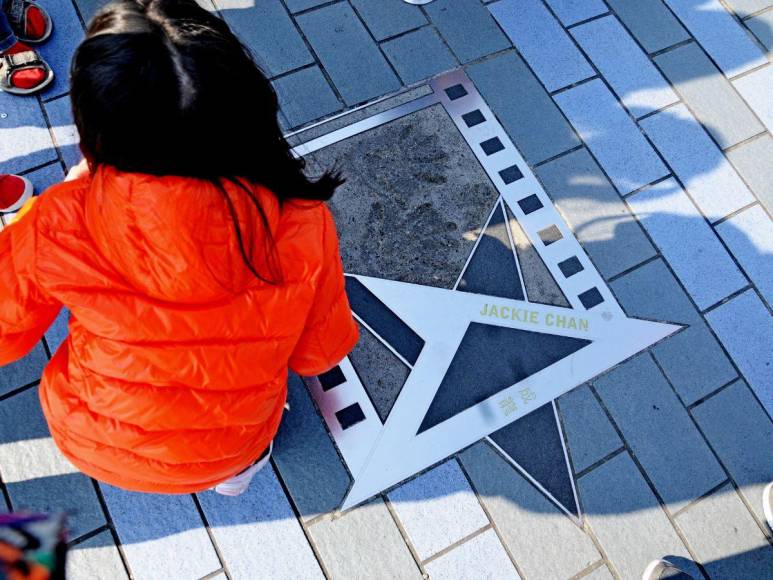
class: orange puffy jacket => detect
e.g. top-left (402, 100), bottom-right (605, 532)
top-left (0, 165), bottom-right (358, 493)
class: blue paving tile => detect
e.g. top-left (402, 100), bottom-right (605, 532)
top-left (594, 354), bottom-right (726, 512)
top-left (45, 309), bottom-right (70, 356)
top-left (24, 162), bottom-right (64, 195)
top-left (273, 66), bottom-right (341, 128)
top-left (0, 92), bottom-right (57, 175)
top-left (73, 0), bottom-right (110, 23)
top-left (425, 0), bottom-right (510, 64)
top-left (43, 96), bottom-right (81, 171)
top-left (724, 0), bottom-right (773, 17)
top-left (557, 384), bottom-right (622, 473)
top-left (554, 79), bottom-right (668, 194)
top-left (0, 343), bottom-right (47, 397)
top-left (284, 0), bottom-right (329, 13)
top-left (610, 259), bottom-right (737, 405)
top-left (544, 0), bottom-right (608, 26)
top-left (467, 51), bottom-right (580, 164)
top-left (297, 3), bottom-right (401, 106)
top-left (218, 0), bottom-right (313, 78)
top-left (36, 0), bottom-right (85, 98)
top-left (490, 0), bottom-right (595, 92)
top-left (628, 178), bottom-right (748, 310)
top-left (606, 0), bottom-right (690, 54)
top-left (571, 16), bottom-right (678, 118)
top-left (350, 0), bottom-right (428, 41)
top-left (382, 27), bottom-right (457, 85)
top-left (745, 10), bottom-right (773, 51)
top-left (706, 289), bottom-right (773, 417)
top-left (663, 0), bottom-right (767, 77)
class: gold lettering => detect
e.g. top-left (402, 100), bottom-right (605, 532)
top-left (500, 306), bottom-right (510, 319)
top-left (529, 311), bottom-right (539, 324)
top-left (480, 303), bottom-right (489, 316)
top-left (546, 313), bottom-right (554, 326)
top-left (556, 315), bottom-right (566, 328)
top-left (579, 319), bottom-right (589, 332)
top-left (568, 318), bottom-right (577, 330)
top-left (490, 305), bottom-right (499, 318)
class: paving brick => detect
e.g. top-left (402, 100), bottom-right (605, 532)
top-left (745, 9), bottom-right (773, 50)
top-left (692, 380), bottom-right (773, 524)
top-left (425, 529), bottom-right (521, 579)
top-left (726, 134), bottom-right (773, 215)
top-left (593, 354), bottom-right (726, 512)
top-left (733, 65), bottom-right (773, 133)
top-left (677, 483), bottom-right (773, 577)
top-left (583, 565), bottom-right (615, 579)
top-left (272, 374), bottom-right (350, 520)
top-left (284, 0), bottom-right (328, 13)
top-left (724, 0), bottom-right (773, 18)
top-left (662, 0), bottom-right (767, 77)
top-left (572, 16), bottom-right (678, 119)
top-left (308, 498), bottom-right (422, 580)
top-left (628, 178), bottom-right (748, 310)
top-left (25, 162), bottom-right (65, 195)
top-left (544, 0), bottom-right (608, 26)
top-left (35, 0), bottom-right (85, 98)
top-left (297, 3), bottom-right (401, 106)
top-left (706, 289), bottom-right (773, 417)
top-left (273, 66), bottom-right (341, 129)
top-left (43, 96), bottom-right (81, 171)
top-left (716, 205), bottom-right (773, 305)
top-left (73, 0), bottom-right (110, 23)
top-left (606, 0), bottom-right (690, 54)
top-left (66, 531), bottom-right (129, 580)
top-left (425, 0), bottom-right (511, 64)
top-left (640, 105), bottom-right (756, 220)
top-left (557, 384), bottom-right (622, 474)
top-left (382, 27), bottom-right (457, 86)
top-left (387, 460), bottom-right (489, 560)
top-left (610, 259), bottom-right (737, 404)
top-left (218, 0), bottom-right (313, 78)
top-left (554, 79), bottom-right (668, 195)
top-left (466, 51), bottom-right (580, 164)
top-left (459, 442), bottom-right (600, 580)
top-left (578, 452), bottom-right (702, 579)
top-left (0, 343), bottom-right (47, 396)
top-left (0, 387), bottom-right (105, 538)
top-left (45, 309), bottom-right (70, 356)
top-left (197, 466), bottom-right (324, 579)
top-left (655, 42), bottom-right (764, 149)
top-left (350, 0), bottom-right (428, 42)
top-left (489, 0), bottom-right (594, 92)
top-left (0, 91), bottom-right (57, 174)
top-left (535, 148), bottom-right (656, 279)
top-left (99, 484), bottom-right (220, 580)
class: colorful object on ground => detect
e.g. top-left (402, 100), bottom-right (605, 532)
top-left (0, 511), bottom-right (67, 580)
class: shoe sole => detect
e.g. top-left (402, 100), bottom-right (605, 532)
top-left (0, 68), bottom-right (54, 96)
top-left (15, 1), bottom-right (53, 45)
top-left (1, 175), bottom-right (33, 213)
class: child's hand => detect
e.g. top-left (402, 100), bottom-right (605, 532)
top-left (64, 159), bottom-right (91, 182)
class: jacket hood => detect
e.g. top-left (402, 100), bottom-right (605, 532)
top-left (84, 165), bottom-right (281, 303)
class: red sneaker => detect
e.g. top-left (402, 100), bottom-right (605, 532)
top-left (0, 41), bottom-right (53, 95)
top-left (0, 174), bottom-right (33, 213)
top-left (4, 0), bottom-right (53, 44)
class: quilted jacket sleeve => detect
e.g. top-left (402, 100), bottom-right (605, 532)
top-left (0, 199), bottom-right (61, 365)
top-left (289, 204), bottom-right (359, 376)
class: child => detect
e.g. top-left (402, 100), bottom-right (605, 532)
top-left (0, 0), bottom-right (359, 496)
top-left (0, 0), bottom-right (54, 94)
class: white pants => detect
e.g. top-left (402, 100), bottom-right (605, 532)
top-left (212, 441), bottom-right (273, 496)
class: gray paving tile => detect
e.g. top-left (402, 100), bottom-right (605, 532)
top-left (571, 16), bottom-right (678, 118)
top-left (610, 259), bottom-right (738, 404)
top-left (308, 498), bottom-right (422, 580)
top-left (218, 0), bottom-right (313, 78)
top-left (425, 0), bottom-right (511, 64)
top-left (197, 466), bottom-right (324, 580)
top-left (640, 105), bottom-right (756, 220)
top-left (43, 96), bottom-right (81, 171)
top-left (0, 343), bottom-right (47, 396)
top-left (544, 0), bottom-right (608, 26)
top-left (273, 66), bottom-right (341, 129)
top-left (382, 27), bottom-right (457, 85)
top-left (716, 205), bottom-right (773, 305)
top-left (677, 483), bottom-right (773, 577)
top-left (726, 134), bottom-right (773, 215)
top-left (489, 0), bottom-right (595, 92)
top-left (350, 0), bottom-right (428, 42)
top-left (297, 3), bottom-right (401, 106)
top-left (606, 0), bottom-right (690, 54)
top-left (459, 442), bottom-right (600, 580)
top-left (0, 92), bottom-right (57, 174)
top-left (655, 42), bottom-right (764, 149)
top-left (535, 147), bottom-right (657, 279)
top-left (0, 387), bottom-right (105, 538)
top-left (284, 0), bottom-right (328, 13)
top-left (35, 0), bottom-right (85, 98)
top-left (723, 0), bottom-right (773, 18)
top-left (272, 374), bottom-right (351, 520)
top-left (593, 354), bottom-right (727, 512)
top-left (45, 309), bottom-right (70, 356)
top-left (734, 66), bottom-right (773, 133)
top-left (628, 178), bottom-right (748, 310)
top-left (578, 452), bottom-right (702, 579)
top-left (745, 9), bottom-right (773, 51)
top-left (66, 531), bottom-right (129, 580)
top-left (692, 380), bottom-right (773, 523)
top-left (583, 565), bottom-right (615, 579)
top-left (554, 79), bottom-right (668, 195)
top-left (557, 384), bottom-right (623, 473)
top-left (99, 484), bottom-right (220, 580)
top-left (387, 460), bottom-right (489, 560)
top-left (663, 0), bottom-right (767, 77)
top-left (424, 529), bottom-right (521, 579)
top-left (466, 51), bottom-right (580, 164)
top-left (706, 289), bottom-right (773, 417)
